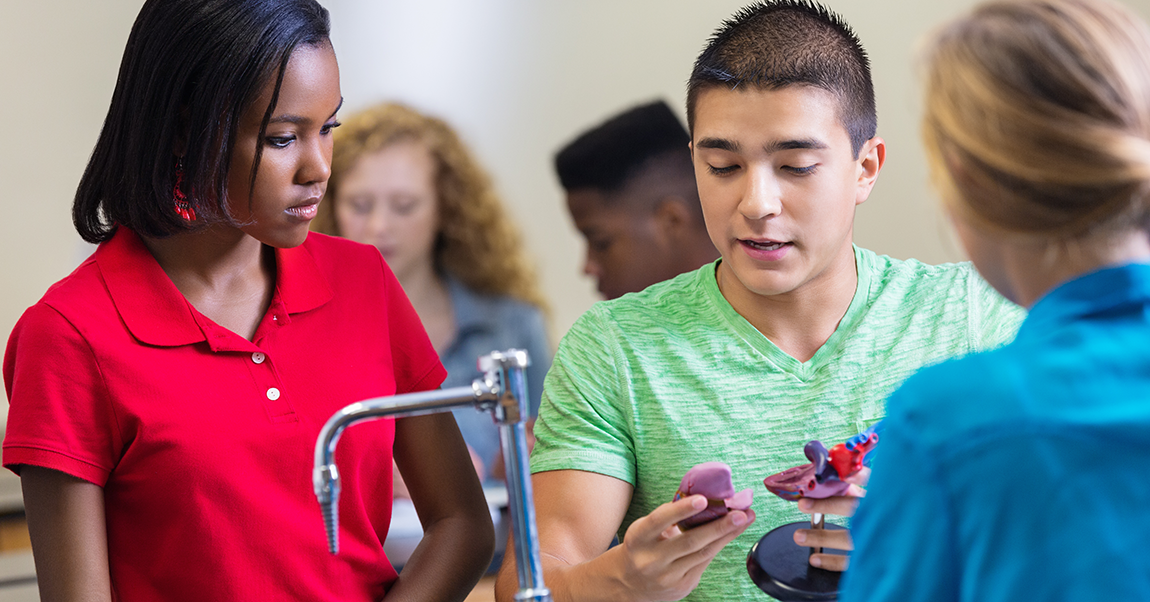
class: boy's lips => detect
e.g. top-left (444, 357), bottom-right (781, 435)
top-left (739, 238), bottom-right (789, 251)
top-left (738, 238), bottom-right (792, 261)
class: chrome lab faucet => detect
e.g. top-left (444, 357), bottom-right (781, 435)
top-left (313, 349), bottom-right (551, 602)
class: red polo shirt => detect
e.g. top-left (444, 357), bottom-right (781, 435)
top-left (3, 228), bottom-right (445, 601)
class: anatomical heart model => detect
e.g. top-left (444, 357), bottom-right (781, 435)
top-left (748, 424), bottom-right (880, 601)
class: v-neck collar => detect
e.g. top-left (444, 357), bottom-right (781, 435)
top-left (703, 245), bottom-right (872, 380)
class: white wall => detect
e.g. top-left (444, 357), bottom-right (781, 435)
top-left (4, 0), bottom-right (1150, 429)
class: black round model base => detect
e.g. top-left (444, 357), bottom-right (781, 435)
top-left (746, 521), bottom-right (848, 601)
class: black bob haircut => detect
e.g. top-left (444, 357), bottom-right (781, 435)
top-left (687, 0), bottom-right (876, 158)
top-left (74, 0), bottom-right (331, 243)
top-left (555, 100), bottom-right (691, 193)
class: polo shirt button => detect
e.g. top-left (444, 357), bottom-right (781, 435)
top-left (251, 352), bottom-right (266, 364)
top-left (266, 387), bottom-right (281, 401)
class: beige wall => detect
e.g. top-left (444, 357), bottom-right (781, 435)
top-left (4, 0), bottom-right (1150, 429)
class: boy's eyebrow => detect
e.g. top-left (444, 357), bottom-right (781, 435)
top-left (767, 138), bottom-right (828, 152)
top-left (695, 137), bottom-right (739, 152)
top-left (694, 136), bottom-right (829, 153)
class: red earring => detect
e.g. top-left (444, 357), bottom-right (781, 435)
top-left (173, 159), bottom-right (196, 221)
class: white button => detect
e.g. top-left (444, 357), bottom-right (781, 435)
top-left (266, 388), bottom-right (281, 401)
top-left (251, 352), bottom-right (266, 364)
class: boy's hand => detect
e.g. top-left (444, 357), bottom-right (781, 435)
top-left (496, 469), bottom-right (754, 602)
top-left (613, 494), bottom-right (756, 601)
top-left (792, 468), bottom-right (869, 572)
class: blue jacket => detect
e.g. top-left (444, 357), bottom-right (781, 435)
top-left (843, 263), bottom-right (1150, 602)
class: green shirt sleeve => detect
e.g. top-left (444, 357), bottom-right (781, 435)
top-left (966, 267), bottom-right (1027, 351)
top-left (531, 306), bottom-right (637, 485)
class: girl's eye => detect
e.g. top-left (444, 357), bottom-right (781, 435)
top-left (266, 135), bottom-right (295, 149)
top-left (321, 120), bottom-right (342, 135)
top-left (708, 164), bottom-right (738, 176)
top-left (393, 201), bottom-right (418, 216)
top-left (784, 165), bottom-right (817, 175)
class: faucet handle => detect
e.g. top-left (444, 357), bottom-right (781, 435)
top-left (477, 349), bottom-right (530, 373)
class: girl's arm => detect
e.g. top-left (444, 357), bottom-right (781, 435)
top-left (21, 465), bottom-right (112, 602)
top-left (385, 413), bottom-right (495, 602)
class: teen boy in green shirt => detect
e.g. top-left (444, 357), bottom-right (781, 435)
top-left (497, 2), bottom-right (1024, 600)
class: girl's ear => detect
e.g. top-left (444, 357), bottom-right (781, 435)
top-left (173, 106), bottom-right (190, 157)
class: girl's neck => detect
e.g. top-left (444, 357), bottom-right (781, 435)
top-left (1008, 228), bottom-right (1150, 307)
top-left (144, 226), bottom-right (261, 278)
top-left (141, 226), bottom-right (275, 340)
top-left (397, 262), bottom-right (455, 352)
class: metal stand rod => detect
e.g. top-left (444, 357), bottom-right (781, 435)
top-left (313, 349), bottom-right (551, 602)
top-left (809, 512), bottom-right (825, 555)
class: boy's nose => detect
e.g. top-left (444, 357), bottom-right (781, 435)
top-left (583, 252), bottom-right (601, 279)
top-left (741, 168), bottom-right (782, 220)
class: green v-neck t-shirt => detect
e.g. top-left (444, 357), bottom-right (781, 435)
top-left (531, 246), bottom-right (1025, 601)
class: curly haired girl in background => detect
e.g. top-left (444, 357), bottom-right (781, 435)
top-left (312, 102), bottom-right (552, 567)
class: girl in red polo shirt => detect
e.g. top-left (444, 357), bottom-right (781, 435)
top-left (2, 1), bottom-right (493, 600)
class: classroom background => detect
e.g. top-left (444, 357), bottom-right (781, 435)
top-left (5, 0), bottom-right (1150, 436)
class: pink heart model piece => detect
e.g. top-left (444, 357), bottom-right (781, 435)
top-left (673, 461), bottom-right (754, 530)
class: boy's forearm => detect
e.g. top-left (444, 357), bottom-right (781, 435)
top-left (496, 545), bottom-right (633, 602)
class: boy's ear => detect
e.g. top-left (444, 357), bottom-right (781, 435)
top-left (854, 136), bottom-right (886, 206)
top-left (653, 197), bottom-right (693, 241)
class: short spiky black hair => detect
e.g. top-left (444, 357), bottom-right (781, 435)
top-left (554, 100), bottom-right (691, 192)
top-left (687, 0), bottom-right (876, 157)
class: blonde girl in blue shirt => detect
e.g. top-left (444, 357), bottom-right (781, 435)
top-left (843, 0), bottom-right (1150, 600)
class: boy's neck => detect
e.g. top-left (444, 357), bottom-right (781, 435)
top-left (717, 248), bottom-right (859, 363)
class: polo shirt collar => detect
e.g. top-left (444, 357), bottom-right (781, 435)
top-left (1018, 262), bottom-right (1150, 341)
top-left (97, 228), bottom-right (333, 348)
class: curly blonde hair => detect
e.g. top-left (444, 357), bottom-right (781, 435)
top-left (313, 102), bottom-right (546, 310)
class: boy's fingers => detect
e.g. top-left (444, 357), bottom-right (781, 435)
top-left (797, 495), bottom-right (861, 517)
top-left (670, 509), bottom-right (756, 571)
top-left (809, 551), bottom-right (849, 572)
top-left (632, 496), bottom-right (708, 543)
top-left (793, 526), bottom-right (853, 551)
top-left (845, 466), bottom-right (871, 487)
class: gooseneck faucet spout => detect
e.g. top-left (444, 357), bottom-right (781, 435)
top-left (313, 349), bottom-right (552, 602)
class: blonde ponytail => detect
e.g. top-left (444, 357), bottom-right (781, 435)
top-left (923, 0), bottom-right (1150, 238)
